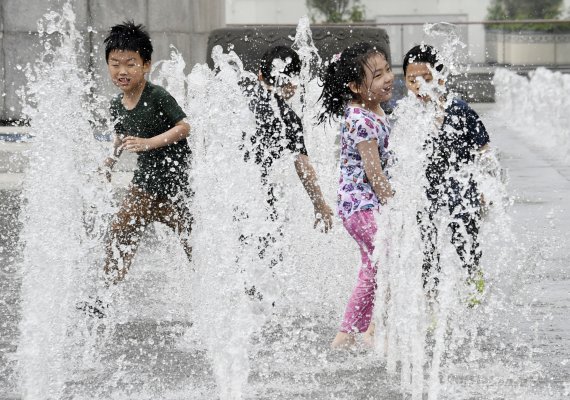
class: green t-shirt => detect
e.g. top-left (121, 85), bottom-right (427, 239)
top-left (110, 81), bottom-right (190, 198)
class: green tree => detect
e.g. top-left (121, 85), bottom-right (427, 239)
top-left (487, 0), bottom-right (570, 31)
top-left (307, 0), bottom-right (365, 23)
top-left (487, 0), bottom-right (563, 20)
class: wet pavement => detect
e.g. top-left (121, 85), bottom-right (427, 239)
top-left (0, 103), bottom-right (568, 399)
top-left (481, 103), bottom-right (570, 398)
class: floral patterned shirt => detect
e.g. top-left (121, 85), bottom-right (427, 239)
top-left (337, 106), bottom-right (392, 220)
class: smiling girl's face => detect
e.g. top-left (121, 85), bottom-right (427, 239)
top-left (350, 52), bottom-right (394, 108)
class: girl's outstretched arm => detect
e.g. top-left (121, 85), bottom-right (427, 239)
top-left (357, 140), bottom-right (393, 205)
top-left (294, 154), bottom-right (334, 232)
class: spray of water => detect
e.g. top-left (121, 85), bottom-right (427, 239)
top-left (16, 3), bottom-right (106, 398)
top-left (493, 67), bottom-right (570, 161)
top-left (372, 23), bottom-right (525, 399)
top-left (17, 4), bottom-right (199, 398)
top-left (183, 45), bottom-right (272, 399)
top-left (13, 3), bottom-right (560, 397)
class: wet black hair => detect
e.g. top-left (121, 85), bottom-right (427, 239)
top-left (402, 44), bottom-right (444, 76)
top-left (317, 42), bottom-right (388, 125)
top-left (104, 20), bottom-right (153, 64)
top-left (259, 45), bottom-right (301, 85)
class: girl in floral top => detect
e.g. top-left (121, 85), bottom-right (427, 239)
top-left (318, 42), bottom-right (394, 349)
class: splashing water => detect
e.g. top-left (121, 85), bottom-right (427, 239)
top-left (151, 45), bottom-right (188, 108)
top-left (185, 44), bottom-right (270, 399)
top-left (10, 3), bottom-right (567, 398)
top-left (493, 67), bottom-right (570, 161)
top-left (16, 3), bottom-right (198, 398)
top-left (372, 24), bottom-right (541, 400)
top-left (17, 3), bottom-right (106, 398)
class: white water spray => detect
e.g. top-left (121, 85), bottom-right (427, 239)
top-left (373, 23), bottom-right (517, 399)
top-left (11, 3), bottom-right (559, 397)
top-left (493, 67), bottom-right (570, 161)
top-left (17, 4), bottom-right (105, 398)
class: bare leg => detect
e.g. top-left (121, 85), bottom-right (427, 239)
top-left (103, 186), bottom-right (152, 285)
top-left (155, 195), bottom-right (193, 263)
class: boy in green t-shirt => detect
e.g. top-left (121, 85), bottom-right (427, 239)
top-left (81, 22), bottom-right (192, 316)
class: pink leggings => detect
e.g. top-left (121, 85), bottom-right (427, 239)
top-left (340, 209), bottom-right (378, 333)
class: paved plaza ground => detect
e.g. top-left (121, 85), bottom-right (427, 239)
top-left (0, 103), bottom-right (568, 399)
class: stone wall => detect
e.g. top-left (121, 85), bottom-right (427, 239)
top-left (207, 25), bottom-right (391, 72)
top-left (486, 30), bottom-right (570, 65)
top-left (0, 0), bottom-right (225, 121)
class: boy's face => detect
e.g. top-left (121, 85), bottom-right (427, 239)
top-left (107, 50), bottom-right (150, 93)
top-left (259, 72), bottom-right (298, 100)
top-left (404, 62), bottom-right (444, 103)
top-left (275, 78), bottom-right (298, 100)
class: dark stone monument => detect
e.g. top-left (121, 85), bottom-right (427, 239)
top-left (206, 25), bottom-right (391, 72)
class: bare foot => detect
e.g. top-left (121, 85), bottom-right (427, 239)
top-left (365, 322), bottom-right (376, 336)
top-left (362, 333), bottom-right (375, 348)
top-left (331, 332), bottom-right (356, 349)
top-left (362, 323), bottom-right (376, 348)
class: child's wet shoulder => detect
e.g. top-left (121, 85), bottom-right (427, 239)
top-left (146, 82), bottom-right (170, 98)
top-left (448, 98), bottom-right (474, 116)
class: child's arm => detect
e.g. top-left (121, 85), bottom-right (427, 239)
top-left (357, 140), bottom-right (393, 205)
top-left (100, 134), bottom-right (124, 182)
top-left (122, 120), bottom-right (190, 153)
top-left (294, 154), bottom-right (334, 232)
top-left (478, 143), bottom-right (490, 153)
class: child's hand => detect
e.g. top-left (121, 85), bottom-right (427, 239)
top-left (98, 156), bottom-right (117, 182)
top-left (97, 165), bottom-right (112, 183)
top-left (314, 202), bottom-right (334, 233)
top-left (122, 136), bottom-right (154, 153)
top-left (480, 193), bottom-right (492, 218)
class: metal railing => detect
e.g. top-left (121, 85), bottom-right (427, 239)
top-left (344, 19), bottom-right (570, 68)
top-left (384, 20), bottom-right (570, 68)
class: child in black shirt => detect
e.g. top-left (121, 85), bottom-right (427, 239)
top-left (403, 44), bottom-right (490, 295)
top-left (78, 22), bottom-right (192, 317)
top-left (245, 45), bottom-right (333, 228)
top-left (240, 46), bottom-right (333, 302)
